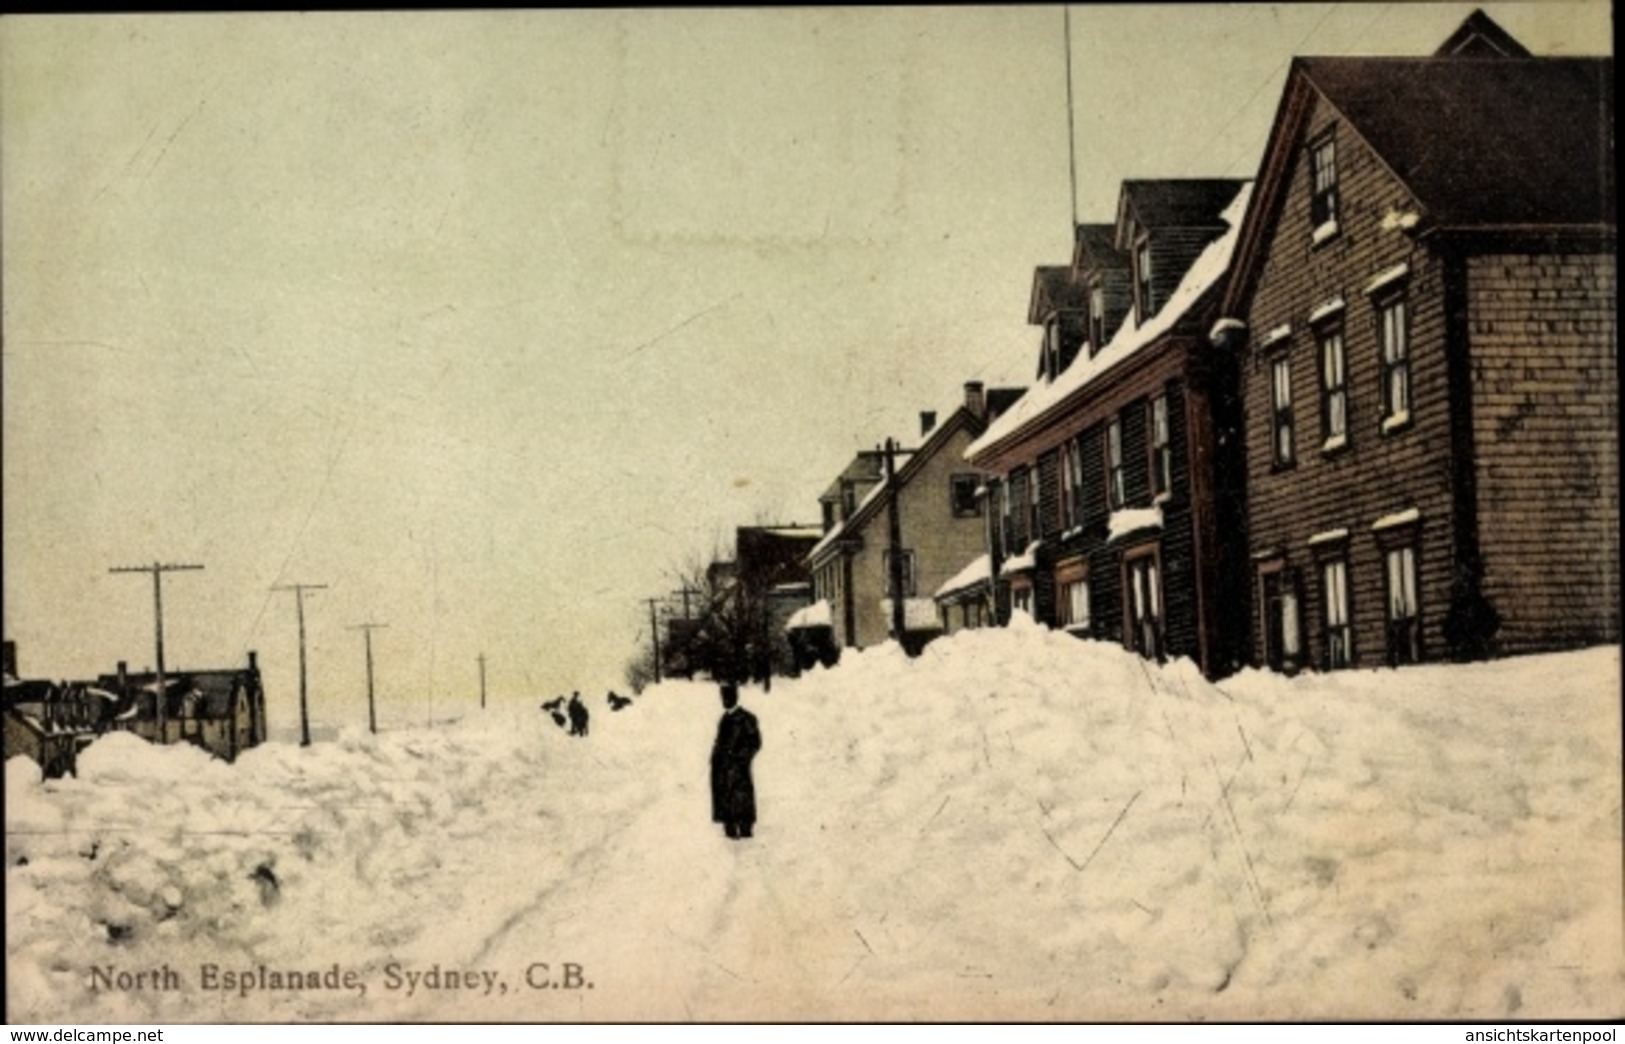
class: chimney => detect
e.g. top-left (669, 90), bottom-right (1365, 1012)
top-left (964, 381), bottom-right (986, 419)
top-left (247, 650), bottom-right (258, 673)
top-left (117, 660), bottom-right (127, 689)
top-left (919, 410), bottom-right (937, 437)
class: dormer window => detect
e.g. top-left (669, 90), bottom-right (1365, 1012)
top-left (1043, 317), bottom-right (1061, 380)
top-left (1133, 235), bottom-right (1154, 321)
top-left (1309, 131), bottom-right (1340, 243)
top-left (1088, 281), bottom-right (1106, 354)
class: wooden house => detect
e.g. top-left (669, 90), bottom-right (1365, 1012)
top-left (1213, 11), bottom-right (1616, 670)
top-left (962, 178), bottom-right (1253, 677)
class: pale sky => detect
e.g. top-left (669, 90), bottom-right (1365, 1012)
top-left (2, 5), bottom-right (1611, 731)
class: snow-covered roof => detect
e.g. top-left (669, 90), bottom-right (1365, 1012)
top-left (967, 182), bottom-right (1253, 461)
top-left (934, 554), bottom-right (991, 601)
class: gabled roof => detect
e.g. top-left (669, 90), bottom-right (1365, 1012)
top-left (1303, 56), bottom-right (1612, 229)
top-left (818, 450), bottom-right (888, 504)
top-left (1115, 179), bottom-right (1248, 249)
top-left (1221, 17), bottom-right (1612, 317)
top-left (1073, 223), bottom-right (1127, 274)
top-left (1028, 265), bottom-right (1088, 325)
top-left (1434, 9), bottom-right (1532, 58)
top-left (809, 387), bottom-right (1023, 564)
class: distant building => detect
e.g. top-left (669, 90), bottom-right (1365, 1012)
top-left (673, 524), bottom-right (823, 682)
top-left (2, 647), bottom-right (267, 778)
top-left (809, 381), bottom-right (1023, 653)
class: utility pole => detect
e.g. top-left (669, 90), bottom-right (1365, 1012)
top-left (885, 438), bottom-right (907, 641)
top-left (272, 583), bottom-right (327, 746)
top-left (645, 597), bottom-right (663, 684)
top-left (477, 653), bottom-right (487, 710)
top-left (347, 622), bottom-right (387, 735)
top-left (674, 584), bottom-right (702, 620)
top-left (109, 561), bottom-right (203, 742)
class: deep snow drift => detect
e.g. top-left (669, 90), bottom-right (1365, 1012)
top-left (6, 621), bottom-right (1622, 1022)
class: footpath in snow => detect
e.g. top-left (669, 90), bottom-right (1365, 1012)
top-left (6, 620), bottom-right (1622, 1022)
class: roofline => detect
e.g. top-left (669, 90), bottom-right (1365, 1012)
top-left (828, 405), bottom-right (985, 542)
top-left (1219, 60), bottom-right (1427, 318)
top-left (967, 331), bottom-right (1196, 470)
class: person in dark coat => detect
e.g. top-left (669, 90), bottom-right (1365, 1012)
top-left (567, 692), bottom-right (589, 737)
top-left (709, 683), bottom-right (761, 840)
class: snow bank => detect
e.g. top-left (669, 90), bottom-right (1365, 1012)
top-left (6, 630), bottom-right (1620, 1022)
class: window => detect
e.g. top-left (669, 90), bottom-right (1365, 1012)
top-left (1088, 282), bottom-right (1106, 354)
top-left (1323, 557), bottom-right (1351, 669)
top-left (883, 549), bottom-right (917, 598)
top-left (1261, 565), bottom-right (1303, 672)
top-left (1060, 440), bottom-right (1080, 531)
top-left (1310, 132), bottom-right (1339, 234)
top-left (1000, 480), bottom-right (1017, 557)
top-left (1042, 319), bottom-right (1061, 380)
top-left (1027, 465), bottom-right (1041, 539)
top-left (1271, 356), bottom-right (1296, 466)
top-left (1134, 236), bottom-right (1154, 320)
top-left (1125, 551), bottom-right (1164, 661)
top-left (1107, 417), bottom-right (1126, 509)
top-left (1379, 294), bottom-right (1411, 428)
top-left (950, 474), bottom-right (982, 518)
top-left (1060, 578), bottom-right (1091, 631)
top-left (1318, 324), bottom-right (1348, 448)
top-left (1005, 469), bottom-right (1031, 553)
top-left (1149, 394), bottom-right (1172, 497)
top-left (1384, 544), bottom-right (1420, 665)
top-left (841, 482), bottom-right (857, 519)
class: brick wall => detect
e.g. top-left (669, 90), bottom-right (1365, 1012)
top-left (1469, 251), bottom-right (1620, 653)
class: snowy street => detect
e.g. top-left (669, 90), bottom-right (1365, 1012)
top-left (7, 624), bottom-right (1623, 1022)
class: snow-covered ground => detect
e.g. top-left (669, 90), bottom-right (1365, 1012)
top-left (7, 621), bottom-right (1622, 1022)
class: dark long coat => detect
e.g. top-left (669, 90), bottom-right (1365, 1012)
top-left (710, 706), bottom-right (761, 826)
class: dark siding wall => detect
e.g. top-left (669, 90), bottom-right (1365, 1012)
top-left (1242, 91), bottom-right (1455, 669)
top-left (1150, 228), bottom-right (1225, 316)
top-left (1120, 396), bottom-right (1151, 506)
top-left (1089, 543), bottom-right (1124, 647)
top-left (1159, 382), bottom-right (1201, 661)
top-left (1035, 449), bottom-right (1062, 624)
top-left (1469, 251), bottom-right (1620, 653)
top-left (1102, 269), bottom-right (1135, 346)
top-left (1080, 423), bottom-right (1108, 533)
